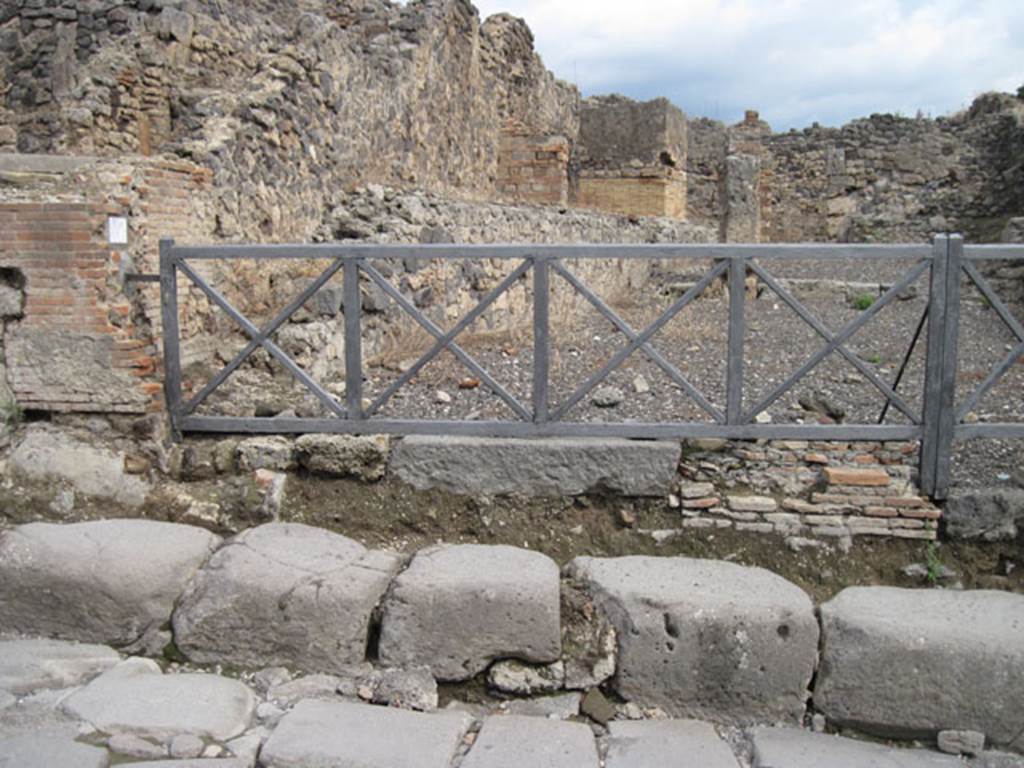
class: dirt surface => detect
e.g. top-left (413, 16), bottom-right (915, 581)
top-left (189, 255), bottom-right (1023, 489)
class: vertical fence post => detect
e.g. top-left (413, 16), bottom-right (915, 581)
top-left (726, 256), bottom-right (747, 424)
top-left (532, 256), bottom-right (550, 423)
top-left (159, 238), bottom-right (183, 441)
top-left (920, 234), bottom-right (961, 499)
top-left (343, 258), bottom-right (363, 421)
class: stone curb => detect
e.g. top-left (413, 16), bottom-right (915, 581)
top-left (0, 519), bottom-right (1022, 752)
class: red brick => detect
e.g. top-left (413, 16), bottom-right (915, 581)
top-left (823, 467), bottom-right (890, 487)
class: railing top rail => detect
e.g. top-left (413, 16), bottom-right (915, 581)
top-left (963, 244), bottom-right (1024, 260)
top-left (164, 241), bottom-right (934, 261)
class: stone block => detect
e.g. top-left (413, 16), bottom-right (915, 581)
top-left (728, 495), bottom-right (778, 513)
top-left (751, 727), bottom-right (961, 767)
top-left (944, 490), bottom-right (1024, 542)
top-left (8, 426), bottom-right (150, 507)
top-left (0, 520), bottom-right (221, 652)
top-left (236, 437), bottom-right (295, 471)
top-left (567, 556), bottom-right (818, 723)
top-left (0, 638), bottom-right (120, 695)
top-left (294, 434), bottom-right (390, 480)
top-left (606, 720), bottom-right (739, 768)
top-left (823, 467), bottom-right (890, 486)
top-left (379, 544), bottom-right (561, 680)
top-left (260, 699), bottom-right (473, 768)
top-left (62, 658), bottom-right (255, 742)
top-left (815, 587), bottom-right (1024, 751)
top-left (172, 523), bottom-right (403, 673)
top-left (390, 436), bottom-right (680, 496)
top-left (0, 732), bottom-right (110, 768)
top-left (461, 715), bottom-right (598, 768)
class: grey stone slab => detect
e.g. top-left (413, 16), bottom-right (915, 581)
top-left (390, 436), bottom-right (681, 496)
top-left (0, 731), bottom-right (110, 768)
top-left (461, 715), bottom-right (598, 768)
top-left (0, 691), bottom-right (13, 712)
top-left (259, 699), bottom-right (473, 768)
top-left (61, 658), bottom-right (255, 742)
top-left (0, 637), bottom-right (120, 695)
top-left (117, 762), bottom-right (246, 768)
top-left (944, 490), bottom-right (1024, 541)
top-left (172, 523), bottom-right (402, 673)
top-left (606, 720), bottom-right (740, 768)
top-left (8, 426), bottom-right (150, 507)
top-left (814, 587), bottom-right (1024, 751)
top-left (379, 544), bottom-right (561, 681)
top-left (567, 556), bottom-right (818, 724)
top-left (751, 727), bottom-right (962, 768)
top-left (0, 521), bottom-right (221, 652)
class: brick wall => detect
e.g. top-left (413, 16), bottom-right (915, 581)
top-left (574, 175), bottom-right (687, 220)
top-left (496, 128), bottom-right (570, 206)
top-left (0, 154), bottom-right (215, 415)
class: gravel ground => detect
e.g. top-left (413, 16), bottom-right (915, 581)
top-left (193, 256), bottom-right (1023, 490)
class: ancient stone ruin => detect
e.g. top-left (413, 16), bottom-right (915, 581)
top-left (1, 1), bottom-right (1023, 767)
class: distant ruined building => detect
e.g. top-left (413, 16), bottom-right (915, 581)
top-left (0, 0), bottom-right (1022, 418)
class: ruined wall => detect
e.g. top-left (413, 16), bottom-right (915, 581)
top-left (574, 96), bottom-right (687, 220)
top-left (684, 94), bottom-right (1024, 243)
top-left (0, 153), bottom-right (216, 414)
top-left (0, 0), bottom-right (578, 243)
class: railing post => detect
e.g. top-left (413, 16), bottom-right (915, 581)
top-left (343, 258), bottom-right (363, 420)
top-left (532, 256), bottom-right (550, 423)
top-left (726, 256), bottom-right (747, 424)
top-left (159, 238), bottom-right (183, 441)
top-left (920, 234), bottom-right (961, 499)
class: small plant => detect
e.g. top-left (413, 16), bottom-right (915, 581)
top-left (852, 293), bottom-right (876, 311)
top-left (924, 542), bottom-right (943, 585)
top-left (866, 353), bottom-right (882, 365)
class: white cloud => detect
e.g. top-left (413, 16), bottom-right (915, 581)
top-left (471, 0), bottom-right (1024, 129)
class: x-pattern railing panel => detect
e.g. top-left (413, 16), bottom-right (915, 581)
top-left (159, 236), bottom-right (1024, 500)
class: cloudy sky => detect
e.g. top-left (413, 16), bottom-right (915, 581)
top-left (472, 0), bottom-right (1024, 131)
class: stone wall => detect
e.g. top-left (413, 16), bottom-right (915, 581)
top-left (0, 0), bottom-right (578, 244)
top-left (574, 96), bottom-right (687, 220)
top-left (686, 95), bottom-right (1024, 243)
top-left (0, 153), bottom-right (216, 414)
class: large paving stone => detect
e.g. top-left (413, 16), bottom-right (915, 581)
top-left (567, 556), bottom-right (818, 723)
top-left (390, 436), bottom-right (681, 496)
top-left (378, 544), bottom-right (561, 680)
top-left (0, 637), bottom-right (120, 695)
top-left (259, 699), bottom-right (473, 768)
top-left (0, 731), bottom-right (110, 768)
top-left (8, 426), bottom-right (150, 507)
top-left (0, 520), bottom-right (221, 652)
top-left (751, 727), bottom-right (961, 767)
top-left (815, 587), bottom-right (1024, 751)
top-left (62, 658), bottom-right (255, 742)
top-left (605, 720), bottom-right (740, 768)
top-left (118, 762), bottom-right (246, 767)
top-left (172, 523), bottom-right (403, 673)
top-left (461, 715), bottom-right (598, 768)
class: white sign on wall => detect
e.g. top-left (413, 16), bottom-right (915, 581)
top-left (107, 216), bottom-right (128, 245)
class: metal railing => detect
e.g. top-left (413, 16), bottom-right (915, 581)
top-left (159, 235), bottom-right (1024, 499)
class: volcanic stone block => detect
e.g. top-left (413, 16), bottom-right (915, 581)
top-left (567, 556), bottom-right (818, 723)
top-left (461, 715), bottom-right (598, 768)
top-left (814, 587), bottom-right (1024, 751)
top-left (294, 434), bottom-right (390, 480)
top-left (606, 720), bottom-right (740, 768)
top-left (0, 520), bottom-right (221, 652)
top-left (390, 436), bottom-right (681, 496)
top-left (0, 732), bottom-right (110, 768)
top-left (62, 658), bottom-right (255, 742)
top-left (378, 544), bottom-right (561, 680)
top-left (172, 523), bottom-right (403, 673)
top-left (751, 727), bottom-right (961, 768)
top-left (260, 699), bottom-right (473, 768)
top-left (0, 638), bottom-right (120, 695)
